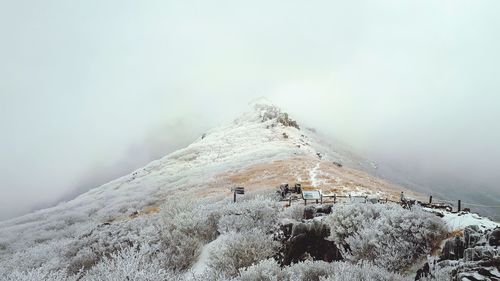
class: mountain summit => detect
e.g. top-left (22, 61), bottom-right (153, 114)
top-left (0, 101), bottom-right (419, 271)
top-left (0, 100), bottom-right (417, 239)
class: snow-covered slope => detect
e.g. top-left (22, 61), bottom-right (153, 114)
top-left (0, 99), bottom-right (419, 272)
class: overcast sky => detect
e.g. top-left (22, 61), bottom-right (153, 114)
top-left (1, 0), bottom-right (500, 220)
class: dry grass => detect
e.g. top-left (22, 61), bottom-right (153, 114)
top-left (202, 155), bottom-right (423, 201)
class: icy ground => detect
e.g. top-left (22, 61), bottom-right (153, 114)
top-left (427, 209), bottom-right (500, 231)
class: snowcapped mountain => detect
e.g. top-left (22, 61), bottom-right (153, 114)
top-left (1, 99), bottom-right (498, 280)
top-left (0, 100), bottom-right (413, 261)
top-left (0, 99), bottom-right (415, 227)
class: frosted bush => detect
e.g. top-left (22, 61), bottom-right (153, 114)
top-left (80, 244), bottom-right (179, 281)
top-left (64, 215), bottom-right (159, 274)
top-left (207, 229), bottom-right (280, 278)
top-left (156, 192), bottom-right (282, 272)
top-left (236, 259), bottom-right (409, 281)
top-left (217, 195), bottom-right (283, 234)
top-left (319, 262), bottom-right (411, 281)
top-left (280, 204), bottom-right (305, 221)
top-left (0, 267), bottom-right (78, 281)
top-left (0, 238), bottom-right (74, 273)
top-left (155, 196), bottom-right (220, 270)
top-left (418, 266), bottom-right (453, 281)
top-left (324, 203), bottom-right (446, 272)
top-left (237, 259), bottom-right (286, 281)
top-left (284, 260), bottom-right (336, 281)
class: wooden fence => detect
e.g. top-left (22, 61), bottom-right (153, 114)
top-left (280, 191), bottom-right (500, 215)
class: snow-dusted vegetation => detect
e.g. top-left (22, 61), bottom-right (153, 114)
top-left (2, 102), bottom-right (497, 280)
top-left (324, 203), bottom-right (447, 272)
top-left (237, 259), bottom-right (411, 281)
top-left (0, 191), bottom-right (451, 281)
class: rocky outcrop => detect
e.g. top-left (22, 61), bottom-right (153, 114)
top-left (455, 257), bottom-right (500, 280)
top-left (303, 204), bottom-right (333, 220)
top-left (417, 226), bottom-right (500, 280)
top-left (489, 229), bottom-right (500, 247)
top-left (441, 236), bottom-right (465, 260)
top-left (255, 103), bottom-right (300, 129)
top-left (280, 220), bottom-right (342, 266)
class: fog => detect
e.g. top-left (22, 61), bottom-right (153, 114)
top-left (1, 0), bottom-right (500, 221)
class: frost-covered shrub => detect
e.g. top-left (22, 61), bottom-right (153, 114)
top-left (156, 192), bottom-right (282, 272)
top-left (217, 195), bottom-right (282, 234)
top-left (284, 260), bottom-right (336, 281)
top-left (236, 259), bottom-right (409, 281)
top-left (80, 244), bottom-right (178, 281)
top-left (418, 266), bottom-right (453, 281)
top-left (280, 204), bottom-right (305, 221)
top-left (63, 215), bottom-right (159, 274)
top-left (158, 197), bottom-right (208, 271)
top-left (0, 243), bottom-right (178, 281)
top-left (319, 262), bottom-right (410, 281)
top-left (156, 195), bottom-right (237, 271)
top-left (237, 259), bottom-right (287, 281)
top-left (207, 229), bottom-right (280, 278)
top-left (0, 267), bottom-right (78, 281)
top-left (0, 238), bottom-right (74, 273)
top-left (324, 203), bottom-right (446, 272)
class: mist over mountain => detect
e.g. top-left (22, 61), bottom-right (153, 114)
top-left (1, 101), bottom-right (498, 281)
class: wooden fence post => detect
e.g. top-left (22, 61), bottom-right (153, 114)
top-left (429, 196), bottom-right (433, 204)
top-left (233, 191), bottom-right (236, 203)
top-left (334, 194), bottom-right (337, 204)
top-left (458, 200), bottom-right (461, 212)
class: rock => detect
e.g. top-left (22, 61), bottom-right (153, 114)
top-left (283, 221), bottom-right (342, 265)
top-left (303, 204), bottom-right (333, 219)
top-left (464, 247), bottom-right (498, 262)
top-left (455, 257), bottom-right (500, 280)
top-left (303, 206), bottom-right (316, 220)
top-left (332, 161), bottom-right (343, 168)
top-left (415, 262), bottom-right (430, 281)
top-left (280, 222), bottom-right (294, 238)
top-left (464, 225), bottom-right (482, 249)
top-left (489, 229), bottom-right (500, 247)
top-left (441, 236), bottom-right (465, 260)
top-left (315, 204), bottom-right (333, 215)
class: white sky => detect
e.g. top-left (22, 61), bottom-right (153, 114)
top-left (1, 0), bottom-right (500, 220)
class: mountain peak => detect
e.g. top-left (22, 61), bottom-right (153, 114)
top-left (245, 98), bottom-right (300, 130)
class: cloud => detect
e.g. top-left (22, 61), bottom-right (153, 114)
top-left (1, 0), bottom-right (500, 220)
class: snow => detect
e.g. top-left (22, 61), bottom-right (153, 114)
top-left (0, 101), bottom-right (343, 272)
top-left (309, 163), bottom-right (322, 187)
top-left (1, 100), bottom-right (496, 277)
top-left (187, 237), bottom-right (220, 277)
top-left (426, 209), bottom-right (500, 231)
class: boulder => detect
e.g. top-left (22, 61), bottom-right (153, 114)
top-left (303, 206), bottom-right (316, 220)
top-left (455, 257), bottom-right (500, 280)
top-left (464, 247), bottom-right (498, 262)
top-left (489, 228), bottom-right (500, 247)
top-left (441, 236), bottom-right (465, 260)
top-left (464, 225), bottom-right (482, 249)
top-left (283, 221), bottom-right (342, 265)
top-left (415, 262), bottom-right (430, 281)
top-left (315, 204), bottom-right (333, 215)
